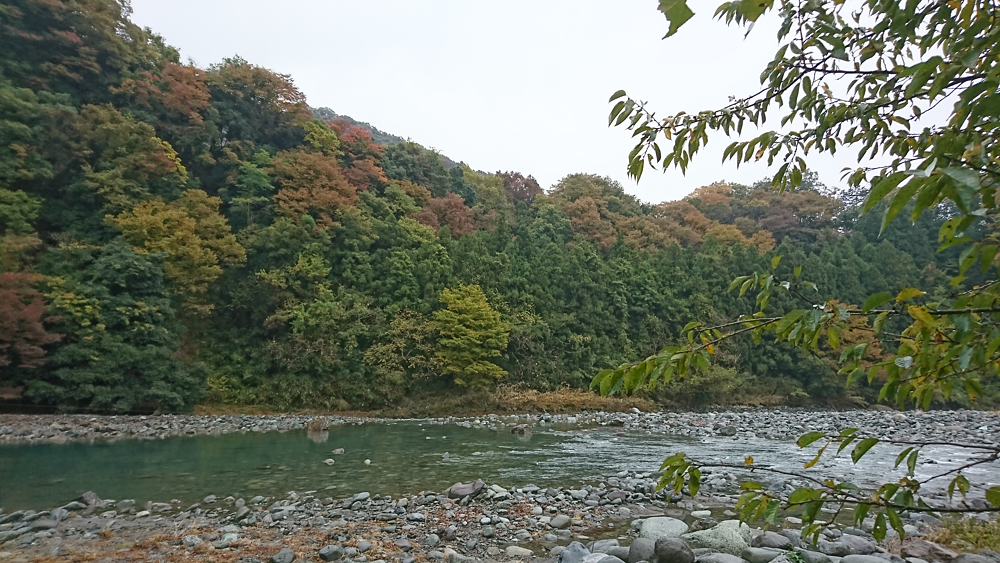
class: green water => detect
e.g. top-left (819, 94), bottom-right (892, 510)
top-left (1, 421), bottom-right (657, 511)
top-left (4, 419), bottom-right (958, 512)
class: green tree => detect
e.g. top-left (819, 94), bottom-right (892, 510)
top-left (432, 284), bottom-right (510, 389)
top-left (28, 239), bottom-right (205, 412)
top-left (596, 0), bottom-right (1000, 542)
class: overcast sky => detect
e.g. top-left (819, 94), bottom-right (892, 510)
top-left (129, 0), bottom-right (858, 204)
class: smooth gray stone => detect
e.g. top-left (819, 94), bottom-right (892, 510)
top-left (561, 542), bottom-right (593, 563)
top-left (819, 542), bottom-right (852, 557)
top-left (629, 538), bottom-right (655, 563)
top-left (655, 538), bottom-right (696, 563)
top-left (552, 514), bottom-right (573, 529)
top-left (840, 535), bottom-right (876, 555)
top-left (608, 547), bottom-right (632, 561)
top-left (696, 553), bottom-right (746, 563)
top-left (641, 517), bottom-right (690, 541)
top-left (743, 548), bottom-right (783, 563)
top-left (797, 550), bottom-right (833, 563)
top-left (841, 556), bottom-right (891, 563)
top-left (592, 540), bottom-right (621, 553)
top-left (753, 532), bottom-right (792, 550)
top-left (319, 545), bottom-right (345, 562)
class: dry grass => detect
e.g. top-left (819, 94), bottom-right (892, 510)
top-left (924, 517), bottom-right (1000, 552)
top-left (197, 385), bottom-right (654, 418)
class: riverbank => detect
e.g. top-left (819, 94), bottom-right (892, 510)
top-left (0, 472), bottom-right (993, 563)
top-left (3, 408), bottom-right (1000, 446)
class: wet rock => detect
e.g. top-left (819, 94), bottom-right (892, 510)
top-left (654, 537), bottom-right (695, 563)
top-left (116, 499), bottom-right (135, 512)
top-left (682, 520), bottom-right (752, 556)
top-left (640, 517), bottom-right (690, 541)
top-left (753, 532), bottom-right (792, 550)
top-left (319, 545), bottom-right (346, 562)
top-left (270, 548), bottom-right (297, 563)
top-left (901, 540), bottom-right (957, 563)
top-left (718, 426), bottom-right (738, 436)
top-left (447, 480), bottom-right (485, 499)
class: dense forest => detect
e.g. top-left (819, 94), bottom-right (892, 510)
top-left (0, 0), bottom-right (963, 413)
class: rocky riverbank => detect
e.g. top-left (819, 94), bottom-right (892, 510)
top-left (0, 472), bottom-right (993, 563)
top-left (3, 407), bottom-right (1000, 446)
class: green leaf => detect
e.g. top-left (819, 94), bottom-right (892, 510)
top-left (986, 486), bottom-right (1000, 507)
top-left (864, 173), bottom-right (906, 213)
top-left (942, 166), bottom-right (981, 190)
top-left (688, 466), bottom-right (701, 497)
top-left (772, 255), bottom-right (782, 270)
top-left (896, 288), bottom-right (925, 302)
top-left (609, 90), bottom-right (627, 103)
top-left (788, 487), bottom-right (816, 504)
top-left (863, 292), bottom-right (893, 313)
top-left (657, 0), bottom-right (695, 38)
top-left (797, 431), bottom-right (826, 448)
top-left (851, 437), bottom-right (879, 463)
top-left (881, 180), bottom-right (921, 234)
top-left (827, 326), bottom-right (840, 350)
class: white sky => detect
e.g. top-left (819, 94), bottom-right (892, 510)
top-left (129, 0), bottom-right (861, 204)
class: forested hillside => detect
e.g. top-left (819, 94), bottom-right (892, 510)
top-left (0, 0), bottom-right (958, 413)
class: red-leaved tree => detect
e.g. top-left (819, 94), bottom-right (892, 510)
top-left (0, 272), bottom-right (62, 373)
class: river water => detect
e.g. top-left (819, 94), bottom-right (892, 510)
top-left (2, 420), bottom-right (994, 511)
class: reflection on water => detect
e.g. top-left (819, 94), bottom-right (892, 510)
top-left (0, 421), bottom-right (992, 511)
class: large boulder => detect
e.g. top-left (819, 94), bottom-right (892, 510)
top-left (682, 520), bottom-right (752, 556)
top-left (953, 555), bottom-right (996, 563)
top-left (901, 540), bottom-right (958, 563)
top-left (640, 517), bottom-right (690, 541)
top-left (447, 479), bottom-right (485, 499)
top-left (654, 538), bottom-right (695, 563)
